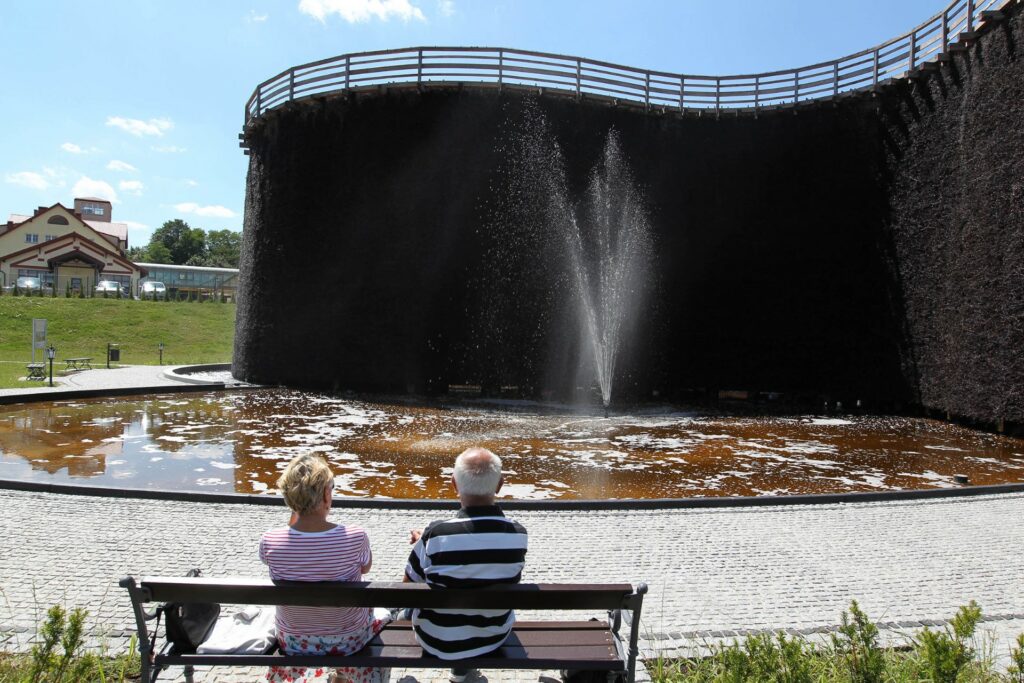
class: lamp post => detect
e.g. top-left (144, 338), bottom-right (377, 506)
top-left (158, 342), bottom-right (164, 366)
top-left (46, 345), bottom-right (55, 387)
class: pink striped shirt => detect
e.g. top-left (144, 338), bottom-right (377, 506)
top-left (259, 525), bottom-right (371, 636)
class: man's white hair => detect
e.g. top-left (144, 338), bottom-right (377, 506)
top-left (453, 447), bottom-right (502, 497)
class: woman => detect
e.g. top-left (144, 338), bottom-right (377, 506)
top-left (260, 453), bottom-right (389, 683)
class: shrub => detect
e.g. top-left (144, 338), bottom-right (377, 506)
top-left (1009, 633), bottom-right (1024, 683)
top-left (830, 600), bottom-right (884, 683)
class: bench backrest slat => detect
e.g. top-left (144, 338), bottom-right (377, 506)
top-left (140, 578), bottom-right (635, 610)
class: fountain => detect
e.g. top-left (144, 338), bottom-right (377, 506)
top-left (542, 130), bottom-right (653, 407)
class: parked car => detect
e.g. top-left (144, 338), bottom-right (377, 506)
top-left (95, 280), bottom-right (127, 297)
top-left (4, 276), bottom-right (53, 295)
top-left (139, 281), bottom-right (167, 300)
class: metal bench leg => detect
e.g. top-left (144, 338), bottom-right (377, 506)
top-left (119, 577), bottom-right (155, 683)
top-left (183, 664), bottom-right (195, 683)
top-left (625, 584), bottom-right (648, 683)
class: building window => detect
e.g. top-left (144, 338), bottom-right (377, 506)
top-left (25, 233), bottom-right (39, 244)
top-left (47, 215), bottom-right (69, 225)
top-left (81, 205), bottom-right (105, 216)
top-left (44, 234), bottom-right (56, 242)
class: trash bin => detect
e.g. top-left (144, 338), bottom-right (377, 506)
top-left (107, 343), bottom-right (120, 368)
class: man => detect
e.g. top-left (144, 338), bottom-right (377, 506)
top-left (404, 447), bottom-right (528, 681)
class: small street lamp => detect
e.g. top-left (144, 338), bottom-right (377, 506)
top-left (46, 345), bottom-right (56, 387)
top-left (158, 342), bottom-right (164, 366)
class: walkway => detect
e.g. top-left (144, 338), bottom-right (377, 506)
top-left (0, 488), bottom-right (1022, 682)
top-left (0, 364), bottom-right (220, 398)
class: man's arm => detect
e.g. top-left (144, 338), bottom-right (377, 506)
top-left (404, 528), bottom-right (428, 583)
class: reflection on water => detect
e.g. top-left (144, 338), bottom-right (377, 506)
top-left (1, 389), bottom-right (1023, 499)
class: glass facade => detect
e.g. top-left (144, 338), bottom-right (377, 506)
top-left (138, 264), bottom-right (239, 300)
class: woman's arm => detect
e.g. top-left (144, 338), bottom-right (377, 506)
top-left (362, 550), bottom-right (372, 574)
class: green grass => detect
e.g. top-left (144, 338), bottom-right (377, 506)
top-left (0, 295), bottom-right (235, 388)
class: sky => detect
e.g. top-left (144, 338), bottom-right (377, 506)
top-left (0, 0), bottom-right (950, 248)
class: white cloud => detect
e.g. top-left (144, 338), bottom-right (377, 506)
top-left (107, 160), bottom-right (138, 172)
top-left (248, 9), bottom-right (269, 21)
top-left (174, 202), bottom-right (237, 218)
top-left (438, 0), bottom-right (454, 16)
top-left (124, 221), bottom-right (150, 232)
top-left (152, 145), bottom-right (187, 153)
top-left (299, 0), bottom-right (425, 23)
top-left (61, 142), bottom-right (85, 154)
top-left (184, 179), bottom-right (199, 187)
top-left (119, 180), bottom-right (145, 196)
top-left (5, 171), bottom-right (50, 190)
top-left (106, 116), bottom-right (174, 137)
top-left (72, 176), bottom-right (119, 203)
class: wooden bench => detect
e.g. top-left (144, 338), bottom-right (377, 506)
top-left (120, 576), bottom-right (647, 683)
top-left (25, 363), bottom-right (45, 380)
top-left (64, 357), bottom-right (92, 371)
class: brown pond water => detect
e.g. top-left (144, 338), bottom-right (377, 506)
top-left (1, 389), bottom-right (1023, 499)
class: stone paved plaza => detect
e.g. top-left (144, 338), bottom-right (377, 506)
top-left (1, 487), bottom-right (1022, 681)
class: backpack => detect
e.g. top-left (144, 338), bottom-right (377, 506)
top-left (152, 568), bottom-right (221, 654)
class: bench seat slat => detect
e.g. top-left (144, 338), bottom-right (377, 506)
top-left (157, 644), bottom-right (621, 670)
top-left (140, 578), bottom-right (634, 610)
top-left (378, 624), bottom-right (614, 647)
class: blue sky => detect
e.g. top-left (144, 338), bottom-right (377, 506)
top-left (1, 0), bottom-right (947, 248)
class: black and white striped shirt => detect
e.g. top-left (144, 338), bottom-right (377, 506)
top-left (405, 505), bottom-right (528, 659)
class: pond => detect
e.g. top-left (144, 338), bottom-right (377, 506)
top-left (1, 389), bottom-right (1022, 499)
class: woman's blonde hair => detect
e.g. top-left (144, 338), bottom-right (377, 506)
top-left (278, 454), bottom-right (334, 515)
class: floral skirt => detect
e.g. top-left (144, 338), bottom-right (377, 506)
top-left (266, 609), bottom-right (391, 683)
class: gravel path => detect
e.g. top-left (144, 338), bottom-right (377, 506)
top-left (0, 364), bottom-right (200, 397)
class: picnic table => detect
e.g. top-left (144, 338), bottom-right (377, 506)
top-left (25, 363), bottom-right (45, 380)
top-left (64, 357), bottom-right (92, 371)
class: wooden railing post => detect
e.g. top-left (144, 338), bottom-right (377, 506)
top-left (967, 0), bottom-right (975, 31)
top-left (498, 50), bottom-right (504, 87)
top-left (872, 48), bottom-right (880, 89)
top-left (345, 55), bottom-right (351, 89)
top-left (794, 71), bottom-right (800, 102)
top-left (833, 61), bottom-right (840, 96)
top-left (942, 9), bottom-right (950, 53)
top-left (256, 88), bottom-right (262, 117)
top-left (417, 49), bottom-right (423, 85)
top-left (679, 77), bottom-right (685, 110)
top-left (715, 77), bottom-right (720, 113)
top-left (644, 72), bottom-right (650, 108)
top-left (910, 32), bottom-right (917, 70)
top-left (289, 69), bottom-right (295, 102)
top-left (576, 58), bottom-right (582, 96)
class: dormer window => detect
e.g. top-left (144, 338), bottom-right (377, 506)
top-left (47, 215), bottom-right (70, 225)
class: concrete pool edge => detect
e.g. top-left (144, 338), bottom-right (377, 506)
top-left (1, 477), bottom-right (1022, 511)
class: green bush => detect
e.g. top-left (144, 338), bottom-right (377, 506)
top-left (0, 604), bottom-right (139, 683)
top-left (1008, 633), bottom-right (1024, 683)
top-left (647, 601), bottom-right (1015, 683)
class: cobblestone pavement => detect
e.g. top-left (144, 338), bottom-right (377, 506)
top-left (0, 489), bottom-right (1022, 681)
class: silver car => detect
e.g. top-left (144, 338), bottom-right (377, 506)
top-left (95, 280), bottom-right (127, 297)
top-left (140, 281), bottom-right (167, 300)
top-left (4, 276), bottom-right (53, 295)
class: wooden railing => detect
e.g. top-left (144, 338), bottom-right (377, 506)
top-left (244, 0), bottom-right (1012, 126)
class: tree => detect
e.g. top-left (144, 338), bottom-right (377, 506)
top-left (204, 229), bottom-right (242, 268)
top-left (146, 241), bottom-right (173, 264)
top-left (149, 219), bottom-right (206, 265)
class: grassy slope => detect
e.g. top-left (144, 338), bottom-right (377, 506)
top-left (0, 296), bottom-right (235, 387)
